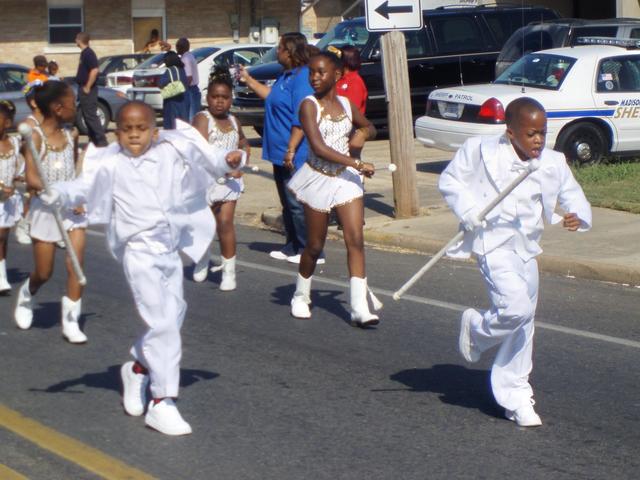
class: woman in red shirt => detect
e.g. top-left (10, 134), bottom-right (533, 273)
top-left (335, 46), bottom-right (368, 114)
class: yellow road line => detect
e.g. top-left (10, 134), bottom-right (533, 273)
top-left (0, 404), bottom-right (157, 480)
top-left (0, 463), bottom-right (29, 480)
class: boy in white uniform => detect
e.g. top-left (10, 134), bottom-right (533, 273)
top-left (42, 101), bottom-right (245, 435)
top-left (438, 97), bottom-right (592, 427)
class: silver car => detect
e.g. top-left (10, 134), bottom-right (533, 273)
top-left (0, 63), bottom-right (128, 133)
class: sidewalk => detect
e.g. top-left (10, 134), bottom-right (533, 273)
top-left (237, 132), bottom-right (640, 287)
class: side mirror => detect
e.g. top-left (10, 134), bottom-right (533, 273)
top-left (369, 48), bottom-right (381, 61)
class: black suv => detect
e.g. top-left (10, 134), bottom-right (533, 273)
top-left (495, 18), bottom-right (640, 77)
top-left (232, 4), bottom-right (559, 133)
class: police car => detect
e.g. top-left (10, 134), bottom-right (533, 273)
top-left (414, 38), bottom-right (640, 164)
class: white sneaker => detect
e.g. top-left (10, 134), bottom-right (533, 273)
top-left (145, 398), bottom-right (192, 436)
top-left (56, 240), bottom-right (66, 249)
top-left (0, 259), bottom-right (11, 294)
top-left (269, 249), bottom-right (290, 260)
top-left (192, 256), bottom-right (209, 283)
top-left (286, 254), bottom-right (325, 265)
top-left (505, 402), bottom-right (542, 427)
top-left (459, 309), bottom-right (481, 363)
top-left (14, 219), bottom-right (32, 245)
top-left (120, 361), bottom-right (149, 416)
top-left (14, 279), bottom-right (33, 330)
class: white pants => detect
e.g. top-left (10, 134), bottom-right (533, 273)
top-left (472, 248), bottom-right (539, 411)
top-left (123, 247), bottom-right (186, 398)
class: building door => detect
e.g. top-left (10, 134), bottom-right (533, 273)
top-left (133, 17), bottom-right (164, 53)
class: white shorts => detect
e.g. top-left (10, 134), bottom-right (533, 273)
top-left (0, 194), bottom-right (23, 228)
top-left (28, 196), bottom-right (88, 242)
top-left (287, 162), bottom-right (363, 213)
top-left (207, 177), bottom-right (244, 205)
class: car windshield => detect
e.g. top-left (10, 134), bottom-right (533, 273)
top-left (255, 46), bottom-right (277, 65)
top-left (136, 53), bottom-right (167, 69)
top-left (98, 57), bottom-right (113, 74)
top-left (192, 47), bottom-right (220, 63)
top-left (316, 21), bottom-right (371, 50)
top-left (495, 53), bottom-right (576, 90)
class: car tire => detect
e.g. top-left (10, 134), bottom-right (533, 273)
top-left (253, 126), bottom-right (264, 137)
top-left (76, 101), bottom-right (110, 135)
top-left (555, 122), bottom-right (607, 165)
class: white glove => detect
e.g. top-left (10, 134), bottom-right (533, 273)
top-left (462, 210), bottom-right (484, 232)
top-left (39, 188), bottom-right (61, 208)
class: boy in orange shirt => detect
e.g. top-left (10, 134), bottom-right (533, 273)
top-left (27, 56), bottom-right (49, 83)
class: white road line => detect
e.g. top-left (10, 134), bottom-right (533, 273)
top-left (236, 259), bottom-right (640, 350)
top-left (83, 229), bottom-right (640, 350)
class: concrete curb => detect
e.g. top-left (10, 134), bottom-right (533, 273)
top-left (257, 210), bottom-right (640, 286)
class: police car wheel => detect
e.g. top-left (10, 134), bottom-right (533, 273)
top-left (556, 123), bottom-right (607, 166)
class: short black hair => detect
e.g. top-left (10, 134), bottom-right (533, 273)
top-left (116, 100), bottom-right (156, 126)
top-left (208, 65), bottom-right (233, 92)
top-left (33, 80), bottom-right (72, 116)
top-left (163, 51), bottom-right (184, 69)
top-left (0, 99), bottom-right (16, 120)
top-left (340, 46), bottom-right (361, 71)
top-left (33, 55), bottom-right (47, 67)
top-left (310, 51), bottom-right (342, 70)
top-left (505, 97), bottom-right (546, 127)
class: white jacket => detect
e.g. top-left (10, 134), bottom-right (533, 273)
top-left (54, 120), bottom-right (244, 262)
top-left (438, 134), bottom-right (592, 259)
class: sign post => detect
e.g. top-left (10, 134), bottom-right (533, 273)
top-left (365, 0), bottom-right (421, 218)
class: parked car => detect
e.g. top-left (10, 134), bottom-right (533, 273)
top-left (232, 4), bottom-right (559, 134)
top-left (128, 44), bottom-right (272, 112)
top-left (495, 17), bottom-right (640, 77)
top-left (106, 52), bottom-right (165, 94)
top-left (97, 53), bottom-right (154, 87)
top-left (414, 39), bottom-right (640, 164)
top-left (0, 63), bottom-right (127, 134)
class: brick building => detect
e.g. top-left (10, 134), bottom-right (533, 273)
top-left (0, 0), bottom-right (303, 76)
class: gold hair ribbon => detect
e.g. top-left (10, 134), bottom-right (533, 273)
top-left (327, 45), bottom-right (342, 58)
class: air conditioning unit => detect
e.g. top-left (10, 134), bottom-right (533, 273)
top-left (261, 17), bottom-right (279, 44)
top-left (249, 25), bottom-right (261, 43)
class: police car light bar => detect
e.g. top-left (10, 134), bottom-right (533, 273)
top-left (577, 37), bottom-right (640, 48)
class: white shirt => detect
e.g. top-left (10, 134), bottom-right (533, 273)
top-left (181, 51), bottom-right (199, 87)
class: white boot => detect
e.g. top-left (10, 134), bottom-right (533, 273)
top-left (192, 254), bottom-right (209, 283)
top-left (290, 273), bottom-right (312, 319)
top-left (14, 279), bottom-right (33, 330)
top-left (14, 218), bottom-right (32, 245)
top-left (61, 296), bottom-right (87, 344)
top-left (219, 256), bottom-right (237, 291)
top-left (349, 277), bottom-right (380, 327)
top-left (0, 259), bottom-right (11, 294)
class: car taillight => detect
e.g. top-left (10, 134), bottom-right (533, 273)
top-left (477, 97), bottom-right (505, 123)
top-left (133, 75), bottom-right (160, 88)
top-left (116, 76), bottom-right (132, 85)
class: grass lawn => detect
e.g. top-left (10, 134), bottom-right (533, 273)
top-left (572, 161), bottom-right (640, 214)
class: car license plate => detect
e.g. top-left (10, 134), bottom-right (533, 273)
top-left (438, 101), bottom-right (464, 119)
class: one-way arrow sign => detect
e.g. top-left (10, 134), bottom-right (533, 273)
top-left (375, 1), bottom-right (414, 20)
top-left (365, 0), bottom-right (423, 32)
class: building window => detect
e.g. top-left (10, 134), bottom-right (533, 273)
top-left (48, 6), bottom-right (83, 44)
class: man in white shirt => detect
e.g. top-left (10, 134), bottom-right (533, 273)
top-left (177, 37), bottom-right (200, 121)
top-left (44, 101), bottom-right (245, 436)
top-left (438, 97), bottom-right (592, 427)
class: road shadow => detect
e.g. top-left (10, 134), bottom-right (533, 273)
top-left (31, 365), bottom-right (219, 395)
top-left (387, 364), bottom-right (502, 419)
top-left (247, 241), bottom-right (287, 255)
top-left (364, 192), bottom-right (395, 218)
top-left (28, 301), bottom-right (95, 332)
top-left (416, 160), bottom-right (448, 174)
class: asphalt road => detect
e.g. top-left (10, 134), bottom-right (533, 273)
top-left (1, 225), bottom-right (639, 480)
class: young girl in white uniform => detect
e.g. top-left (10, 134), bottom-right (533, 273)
top-left (0, 100), bottom-right (23, 293)
top-left (41, 101), bottom-right (245, 436)
top-left (287, 51), bottom-right (381, 327)
top-left (191, 67), bottom-right (250, 290)
top-left (439, 97), bottom-right (592, 427)
top-left (14, 81), bottom-right (88, 344)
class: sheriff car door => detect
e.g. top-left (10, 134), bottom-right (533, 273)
top-left (593, 53), bottom-right (640, 152)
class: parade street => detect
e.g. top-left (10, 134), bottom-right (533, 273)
top-left (1, 224), bottom-right (638, 480)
